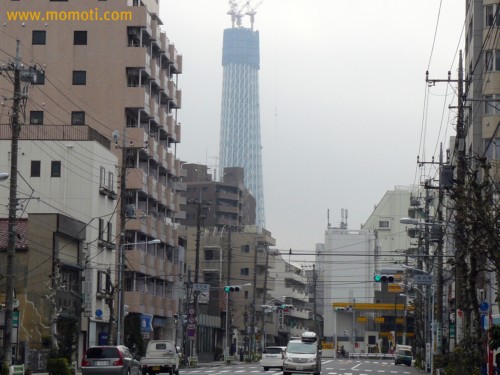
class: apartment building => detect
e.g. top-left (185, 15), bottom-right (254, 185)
top-left (181, 164), bottom-right (256, 228)
top-left (180, 224), bottom-right (276, 360)
top-left (0, 0), bottom-right (185, 362)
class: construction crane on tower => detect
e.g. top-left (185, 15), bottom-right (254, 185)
top-left (227, 0), bottom-right (263, 29)
top-left (246, 0), bottom-right (263, 30)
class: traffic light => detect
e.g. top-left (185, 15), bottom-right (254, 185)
top-left (280, 304), bottom-right (293, 313)
top-left (123, 304), bottom-right (129, 317)
top-left (224, 285), bottom-right (241, 293)
top-left (374, 274), bottom-right (395, 283)
top-left (173, 313), bottom-right (178, 323)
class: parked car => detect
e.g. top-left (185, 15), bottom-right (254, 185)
top-left (81, 345), bottom-right (141, 375)
top-left (260, 346), bottom-right (286, 371)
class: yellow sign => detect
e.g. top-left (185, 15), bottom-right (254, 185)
top-left (357, 316), bottom-right (368, 323)
top-left (322, 342), bottom-right (334, 349)
top-left (375, 317), bottom-right (385, 323)
top-left (396, 317), bottom-right (404, 324)
top-left (388, 284), bottom-right (403, 293)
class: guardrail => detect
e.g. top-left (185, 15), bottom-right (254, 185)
top-left (348, 353), bottom-right (395, 360)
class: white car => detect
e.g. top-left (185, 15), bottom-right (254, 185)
top-left (260, 346), bottom-right (286, 371)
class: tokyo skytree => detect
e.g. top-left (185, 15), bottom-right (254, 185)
top-left (219, 0), bottom-right (265, 228)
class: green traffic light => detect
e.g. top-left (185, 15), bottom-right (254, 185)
top-left (374, 274), bottom-right (382, 282)
top-left (224, 286), bottom-right (230, 292)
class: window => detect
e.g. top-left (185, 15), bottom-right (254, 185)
top-left (30, 111), bottom-right (44, 125)
top-left (31, 161), bottom-right (41, 177)
top-left (32, 30), bottom-right (46, 45)
top-left (378, 220), bottom-right (390, 229)
top-left (51, 161), bottom-right (61, 177)
top-left (241, 245), bottom-right (250, 253)
top-left (74, 31), bottom-right (87, 45)
top-left (240, 268), bottom-right (249, 276)
top-left (72, 70), bottom-right (86, 85)
top-left (107, 222), bottom-right (113, 243)
top-left (484, 138), bottom-right (500, 160)
top-left (484, 95), bottom-right (500, 115)
top-left (71, 111), bottom-right (85, 125)
top-left (96, 271), bottom-right (106, 293)
top-left (486, 4), bottom-right (500, 27)
top-left (485, 50), bottom-right (500, 72)
top-left (99, 218), bottom-right (105, 240)
top-left (108, 171), bottom-right (114, 191)
top-left (100, 166), bottom-right (106, 187)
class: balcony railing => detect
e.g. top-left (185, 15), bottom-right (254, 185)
top-left (0, 125), bottom-right (111, 149)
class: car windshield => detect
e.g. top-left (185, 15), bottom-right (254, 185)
top-left (86, 347), bottom-right (120, 359)
top-left (287, 342), bottom-right (316, 354)
top-left (264, 347), bottom-right (283, 354)
top-left (398, 350), bottom-right (412, 356)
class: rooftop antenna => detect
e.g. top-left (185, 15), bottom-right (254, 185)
top-left (327, 209), bottom-right (331, 229)
top-left (245, 0), bottom-right (263, 30)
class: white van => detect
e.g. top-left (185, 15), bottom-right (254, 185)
top-left (283, 332), bottom-right (321, 375)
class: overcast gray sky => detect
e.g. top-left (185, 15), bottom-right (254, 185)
top-left (160, 0), bottom-right (464, 254)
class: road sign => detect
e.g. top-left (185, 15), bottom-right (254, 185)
top-left (193, 283), bottom-right (210, 293)
top-left (414, 274), bottom-right (433, 285)
top-left (388, 284), bottom-right (403, 293)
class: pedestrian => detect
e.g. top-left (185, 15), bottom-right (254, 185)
top-left (239, 347), bottom-right (244, 361)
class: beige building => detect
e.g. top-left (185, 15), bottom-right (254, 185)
top-left (180, 225), bottom-right (275, 361)
top-left (0, 0), bottom-right (185, 362)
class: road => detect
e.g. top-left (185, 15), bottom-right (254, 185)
top-left (180, 358), bottom-right (422, 374)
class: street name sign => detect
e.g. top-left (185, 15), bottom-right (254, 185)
top-left (414, 274), bottom-right (433, 285)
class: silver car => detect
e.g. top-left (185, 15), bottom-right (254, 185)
top-left (81, 345), bottom-right (141, 375)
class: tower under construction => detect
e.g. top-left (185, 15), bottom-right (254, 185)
top-left (218, 1), bottom-right (265, 228)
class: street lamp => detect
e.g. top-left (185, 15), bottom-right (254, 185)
top-left (0, 172), bottom-right (9, 181)
top-left (117, 239), bottom-right (160, 345)
top-left (261, 296), bottom-right (286, 349)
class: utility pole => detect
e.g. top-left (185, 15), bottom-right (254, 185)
top-left (3, 40), bottom-right (41, 367)
top-left (250, 235), bottom-right (258, 356)
top-left (188, 198), bottom-right (210, 360)
top-left (116, 126), bottom-right (129, 346)
top-left (105, 268), bottom-right (115, 345)
top-left (426, 52), bottom-right (465, 354)
top-left (313, 264), bottom-right (318, 337)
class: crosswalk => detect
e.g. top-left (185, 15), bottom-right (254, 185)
top-left (181, 359), bottom-right (416, 374)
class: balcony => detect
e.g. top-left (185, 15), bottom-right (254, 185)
top-left (169, 44), bottom-right (179, 73)
top-left (124, 290), bottom-right (145, 314)
top-left (167, 80), bottom-right (176, 101)
top-left (174, 122), bottom-right (181, 143)
top-left (125, 87), bottom-right (148, 110)
top-left (216, 203), bottom-right (238, 214)
top-left (202, 259), bottom-right (222, 272)
top-left (126, 168), bottom-right (146, 190)
top-left (216, 190), bottom-right (239, 200)
top-left (124, 46), bottom-right (148, 68)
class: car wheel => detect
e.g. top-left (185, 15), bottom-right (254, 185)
top-left (263, 367), bottom-right (269, 371)
top-left (283, 372), bottom-right (290, 375)
top-left (175, 369), bottom-right (179, 375)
